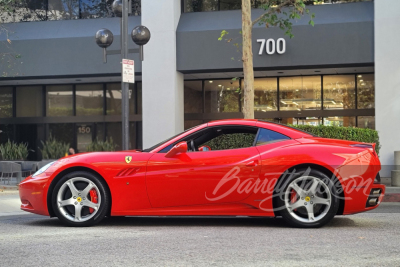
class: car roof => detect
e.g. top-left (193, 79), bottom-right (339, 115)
top-left (207, 119), bottom-right (313, 139)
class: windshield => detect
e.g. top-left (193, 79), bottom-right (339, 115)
top-left (142, 125), bottom-right (202, 152)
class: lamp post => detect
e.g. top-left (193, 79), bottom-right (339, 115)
top-left (95, 0), bottom-right (150, 151)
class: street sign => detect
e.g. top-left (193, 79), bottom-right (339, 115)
top-left (122, 59), bottom-right (135, 83)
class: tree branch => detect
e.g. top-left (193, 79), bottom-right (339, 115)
top-left (252, 0), bottom-right (293, 27)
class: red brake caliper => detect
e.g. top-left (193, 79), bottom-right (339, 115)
top-left (89, 189), bottom-right (98, 213)
top-left (290, 189), bottom-right (297, 211)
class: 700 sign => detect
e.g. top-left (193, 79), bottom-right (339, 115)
top-left (257, 38), bottom-right (286, 55)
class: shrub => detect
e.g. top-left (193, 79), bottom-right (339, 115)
top-left (204, 133), bottom-right (255, 151)
top-left (40, 135), bottom-right (70, 159)
top-left (86, 137), bottom-right (117, 152)
top-left (290, 125), bottom-right (380, 154)
top-left (0, 140), bottom-right (31, 160)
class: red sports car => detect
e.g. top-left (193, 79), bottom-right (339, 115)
top-left (19, 119), bottom-right (385, 227)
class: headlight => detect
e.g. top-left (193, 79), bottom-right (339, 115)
top-left (32, 161), bottom-right (56, 177)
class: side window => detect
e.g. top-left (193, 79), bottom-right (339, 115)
top-left (255, 128), bottom-right (290, 146)
top-left (202, 132), bottom-right (256, 151)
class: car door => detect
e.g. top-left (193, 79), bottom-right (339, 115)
top-left (146, 129), bottom-right (261, 208)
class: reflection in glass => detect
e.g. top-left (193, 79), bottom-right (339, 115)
top-left (184, 81), bottom-right (202, 113)
top-left (357, 74), bottom-right (375, 109)
top-left (279, 76), bottom-right (321, 111)
top-left (323, 75), bottom-right (355, 110)
top-left (0, 124), bottom-right (14, 144)
top-left (291, 117), bottom-right (322, 126)
top-left (76, 84), bottom-right (103, 116)
top-left (49, 123), bottom-right (74, 148)
top-left (48, 0), bottom-right (79, 20)
top-left (106, 83), bottom-right (135, 115)
top-left (46, 85), bottom-right (73, 117)
top-left (16, 86), bottom-right (43, 117)
top-left (254, 78), bottom-right (277, 112)
top-left (77, 123), bottom-right (93, 152)
top-left (106, 122), bottom-right (137, 150)
top-left (220, 0), bottom-right (241, 10)
top-left (183, 0), bottom-right (218, 12)
top-left (12, 1), bottom-right (47, 22)
top-left (80, 0), bottom-right (111, 19)
top-left (205, 79), bottom-right (240, 113)
top-left (358, 116), bottom-right (375, 130)
top-left (0, 87), bottom-right (13, 118)
top-left (324, 117), bottom-right (356, 127)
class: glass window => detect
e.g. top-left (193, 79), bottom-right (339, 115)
top-left (80, 0), bottom-right (108, 19)
top-left (205, 79), bottom-right (240, 113)
top-left (184, 81), bottom-right (203, 113)
top-left (0, 124), bottom-right (14, 144)
top-left (256, 128), bottom-right (290, 146)
top-left (106, 83), bottom-right (135, 115)
top-left (16, 86), bottom-right (43, 117)
top-left (201, 127), bottom-right (257, 151)
top-left (291, 117), bottom-right (322, 126)
top-left (279, 76), bottom-right (321, 111)
top-left (357, 74), bottom-right (374, 109)
top-left (49, 123), bottom-right (74, 148)
top-left (323, 75), bottom-right (355, 110)
top-left (13, 1), bottom-right (47, 22)
top-left (183, 0), bottom-right (219, 12)
top-left (106, 122), bottom-right (137, 150)
top-left (76, 123), bottom-right (93, 152)
top-left (48, 0), bottom-right (79, 20)
top-left (323, 117), bottom-right (356, 127)
top-left (0, 87), bottom-right (13, 118)
top-left (254, 78), bottom-right (278, 112)
top-left (137, 82), bottom-right (142, 115)
top-left (46, 85), bottom-right (73, 117)
top-left (358, 116), bottom-right (375, 130)
top-left (220, 0), bottom-right (241, 10)
top-left (76, 84), bottom-right (104, 116)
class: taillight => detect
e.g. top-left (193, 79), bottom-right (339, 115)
top-left (350, 143), bottom-right (377, 156)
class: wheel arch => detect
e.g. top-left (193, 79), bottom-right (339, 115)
top-left (46, 166), bottom-right (112, 217)
top-left (272, 163), bottom-right (345, 216)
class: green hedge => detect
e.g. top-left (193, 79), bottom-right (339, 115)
top-left (204, 133), bottom-right (255, 151)
top-left (290, 125), bottom-right (380, 154)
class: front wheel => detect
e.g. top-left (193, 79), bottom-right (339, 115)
top-left (276, 169), bottom-right (340, 228)
top-left (51, 171), bottom-right (110, 227)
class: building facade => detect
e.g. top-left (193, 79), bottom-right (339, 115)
top-left (0, 0), bottom-right (397, 178)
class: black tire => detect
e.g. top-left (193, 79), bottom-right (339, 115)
top-left (51, 171), bottom-right (110, 227)
top-left (275, 168), bottom-right (340, 228)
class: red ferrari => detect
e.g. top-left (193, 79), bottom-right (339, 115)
top-left (19, 119), bottom-right (385, 227)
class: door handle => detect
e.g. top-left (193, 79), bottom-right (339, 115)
top-left (245, 160), bottom-right (259, 167)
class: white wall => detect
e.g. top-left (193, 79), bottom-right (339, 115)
top-left (141, 0), bottom-right (184, 149)
top-left (375, 0), bottom-right (400, 177)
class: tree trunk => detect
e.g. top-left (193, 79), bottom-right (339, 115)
top-left (241, 0), bottom-right (254, 119)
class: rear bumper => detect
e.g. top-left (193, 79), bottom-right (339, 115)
top-left (19, 174), bottom-right (51, 216)
top-left (343, 182), bottom-right (385, 215)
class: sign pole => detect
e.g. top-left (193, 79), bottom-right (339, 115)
top-left (121, 0), bottom-right (129, 151)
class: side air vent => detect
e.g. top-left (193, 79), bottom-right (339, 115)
top-left (116, 167), bottom-right (141, 177)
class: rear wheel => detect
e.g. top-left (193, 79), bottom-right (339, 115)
top-left (51, 171), bottom-right (110, 227)
top-left (276, 169), bottom-right (340, 228)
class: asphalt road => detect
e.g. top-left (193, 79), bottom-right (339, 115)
top-left (0, 192), bottom-right (399, 267)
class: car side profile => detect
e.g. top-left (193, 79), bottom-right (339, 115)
top-left (19, 119), bottom-right (385, 227)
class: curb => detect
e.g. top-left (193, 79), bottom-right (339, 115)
top-left (382, 193), bottom-right (400, 203)
top-left (0, 185), bottom-right (19, 190)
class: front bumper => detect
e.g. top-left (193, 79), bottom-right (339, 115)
top-left (19, 174), bottom-right (51, 216)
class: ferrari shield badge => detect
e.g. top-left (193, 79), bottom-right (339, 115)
top-left (125, 156), bottom-right (132, 164)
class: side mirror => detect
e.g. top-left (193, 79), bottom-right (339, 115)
top-left (165, 141), bottom-right (187, 158)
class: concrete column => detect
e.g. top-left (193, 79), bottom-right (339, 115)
top-left (375, 0), bottom-right (400, 177)
top-left (141, 0), bottom-right (184, 149)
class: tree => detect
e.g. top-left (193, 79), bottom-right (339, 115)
top-left (220, 0), bottom-right (317, 119)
